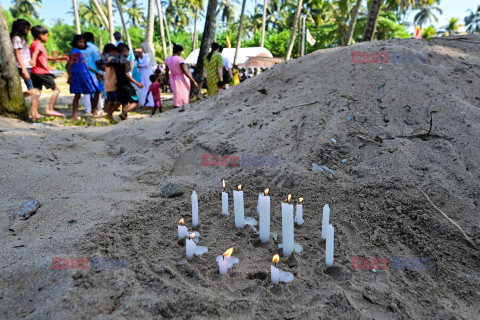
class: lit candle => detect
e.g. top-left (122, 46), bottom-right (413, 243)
top-left (321, 204), bottom-right (330, 239)
top-left (186, 233), bottom-right (196, 259)
top-left (295, 197), bottom-right (304, 225)
top-left (178, 218), bottom-right (188, 239)
top-left (192, 190), bottom-right (199, 227)
top-left (233, 185), bottom-right (245, 228)
top-left (222, 179), bottom-right (229, 215)
top-left (259, 188), bottom-right (270, 243)
top-left (326, 224), bottom-right (335, 266)
top-left (219, 247), bottom-right (233, 275)
top-left (216, 247), bottom-right (238, 272)
top-left (271, 254), bottom-right (280, 283)
top-left (281, 194), bottom-right (295, 257)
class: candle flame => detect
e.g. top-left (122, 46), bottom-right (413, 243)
top-left (223, 179), bottom-right (226, 189)
top-left (285, 194), bottom-right (292, 202)
top-left (264, 188), bottom-right (269, 195)
top-left (189, 233), bottom-right (195, 239)
top-left (272, 254), bottom-right (280, 264)
top-left (237, 185), bottom-right (242, 191)
top-left (299, 197), bottom-right (304, 203)
top-left (223, 247), bottom-right (234, 257)
top-left (179, 218), bottom-right (185, 225)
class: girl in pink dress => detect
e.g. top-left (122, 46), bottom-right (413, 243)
top-left (165, 44), bottom-right (198, 108)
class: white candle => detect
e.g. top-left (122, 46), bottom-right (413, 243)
top-left (192, 191), bottom-right (198, 227)
top-left (271, 254), bottom-right (280, 283)
top-left (257, 193), bottom-right (264, 214)
top-left (219, 256), bottom-right (228, 275)
top-left (281, 195), bottom-right (295, 257)
top-left (321, 204), bottom-right (330, 239)
top-left (326, 224), bottom-right (335, 266)
top-left (295, 197), bottom-right (304, 225)
top-left (178, 218), bottom-right (188, 239)
top-left (222, 179), bottom-right (229, 215)
top-left (233, 185), bottom-right (245, 228)
top-left (186, 235), bottom-right (196, 259)
top-left (259, 189), bottom-right (270, 243)
top-left (271, 265), bottom-right (280, 283)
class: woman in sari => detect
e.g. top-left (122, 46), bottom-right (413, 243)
top-left (203, 42), bottom-right (223, 96)
top-left (165, 44), bottom-right (198, 108)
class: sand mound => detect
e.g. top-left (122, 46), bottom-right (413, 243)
top-left (1, 35), bottom-right (479, 319)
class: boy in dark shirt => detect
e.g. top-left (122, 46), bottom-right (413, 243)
top-left (114, 43), bottom-right (143, 120)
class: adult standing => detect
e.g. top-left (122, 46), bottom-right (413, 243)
top-left (114, 31), bottom-right (134, 71)
top-left (203, 42), bottom-right (223, 96)
top-left (137, 42), bottom-right (155, 107)
top-left (165, 44), bottom-right (198, 109)
top-left (219, 46), bottom-right (233, 88)
top-left (81, 32), bottom-right (103, 115)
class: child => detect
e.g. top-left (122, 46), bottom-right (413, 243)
top-left (100, 44), bottom-right (120, 122)
top-left (67, 34), bottom-right (104, 120)
top-left (11, 19), bottom-right (41, 119)
top-left (30, 25), bottom-right (68, 118)
top-left (145, 74), bottom-right (163, 116)
top-left (114, 43), bottom-right (143, 121)
top-left (218, 81), bottom-right (227, 92)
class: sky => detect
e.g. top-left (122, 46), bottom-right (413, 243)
top-left (0, 0), bottom-right (476, 33)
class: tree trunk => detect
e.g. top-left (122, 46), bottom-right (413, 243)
top-left (233, 0), bottom-right (247, 66)
top-left (190, 0), bottom-right (218, 98)
top-left (261, 0), bottom-right (267, 47)
top-left (285, 0), bottom-right (303, 60)
top-left (346, 0), bottom-right (362, 45)
top-left (91, 0), bottom-right (110, 30)
top-left (0, 7), bottom-right (27, 119)
top-left (192, 9), bottom-right (198, 50)
top-left (362, 0), bottom-right (383, 41)
top-left (164, 13), bottom-right (172, 55)
top-left (296, 16), bottom-right (301, 56)
top-left (72, 0), bottom-right (81, 34)
top-left (115, 0), bottom-right (132, 48)
top-left (146, 0), bottom-right (155, 52)
top-left (107, 0), bottom-right (115, 43)
top-left (155, 0), bottom-right (168, 61)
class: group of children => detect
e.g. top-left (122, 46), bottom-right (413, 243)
top-left (11, 19), bottom-right (164, 122)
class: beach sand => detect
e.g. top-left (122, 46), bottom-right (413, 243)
top-left (1, 35), bottom-right (479, 319)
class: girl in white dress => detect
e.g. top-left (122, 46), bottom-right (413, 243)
top-left (137, 42), bottom-right (155, 107)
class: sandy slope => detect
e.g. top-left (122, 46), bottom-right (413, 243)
top-left (1, 35), bottom-right (479, 319)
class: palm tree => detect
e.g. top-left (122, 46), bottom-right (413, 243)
top-left (245, 6), bottom-right (263, 37)
top-left (261, 0), bottom-right (266, 47)
top-left (91, 0), bottom-right (111, 30)
top-left (107, 0), bottom-right (115, 43)
top-left (191, 0), bottom-right (218, 98)
top-left (285, 0), bottom-right (303, 60)
top-left (0, 3), bottom-right (28, 119)
top-left (166, 0), bottom-right (191, 30)
top-left (155, 0), bottom-right (168, 59)
top-left (414, 1), bottom-right (442, 28)
top-left (187, 0), bottom-right (204, 50)
top-left (146, 0), bottom-right (155, 54)
top-left (10, 0), bottom-right (43, 18)
top-left (362, 0), bottom-right (383, 41)
top-left (115, 0), bottom-right (132, 48)
top-left (72, 0), bottom-right (81, 34)
top-left (218, 0), bottom-right (239, 27)
top-left (346, 0), bottom-right (362, 45)
top-left (126, 0), bottom-right (145, 28)
top-left (233, 0), bottom-right (247, 66)
top-left (464, 5), bottom-right (480, 34)
top-left (439, 17), bottom-right (463, 36)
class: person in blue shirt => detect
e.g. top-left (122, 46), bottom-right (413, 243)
top-left (114, 32), bottom-right (134, 71)
top-left (81, 32), bottom-right (103, 115)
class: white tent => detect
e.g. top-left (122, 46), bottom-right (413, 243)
top-left (185, 47), bottom-right (274, 68)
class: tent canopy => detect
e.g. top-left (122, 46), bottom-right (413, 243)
top-left (185, 47), bottom-right (274, 68)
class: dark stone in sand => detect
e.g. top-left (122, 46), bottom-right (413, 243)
top-left (161, 183), bottom-right (185, 198)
